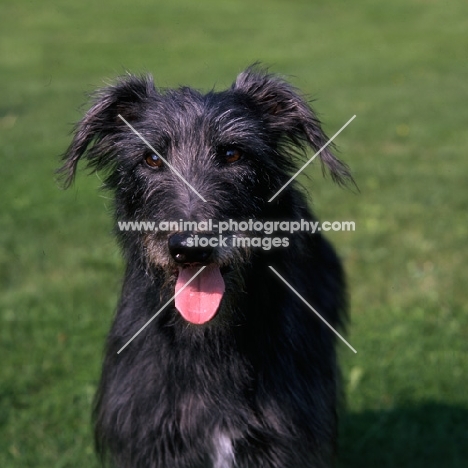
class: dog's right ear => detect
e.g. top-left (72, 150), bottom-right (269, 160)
top-left (58, 75), bottom-right (156, 188)
top-left (233, 66), bottom-right (354, 187)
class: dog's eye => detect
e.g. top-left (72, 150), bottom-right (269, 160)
top-left (145, 153), bottom-right (163, 168)
top-left (224, 148), bottom-right (242, 164)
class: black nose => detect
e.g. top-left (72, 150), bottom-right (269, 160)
top-left (168, 232), bottom-right (215, 265)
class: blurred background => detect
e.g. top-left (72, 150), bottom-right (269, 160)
top-left (1, 0), bottom-right (467, 466)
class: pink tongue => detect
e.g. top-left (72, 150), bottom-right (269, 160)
top-left (175, 265), bottom-right (225, 324)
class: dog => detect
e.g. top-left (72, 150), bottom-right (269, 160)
top-left (59, 66), bottom-right (351, 468)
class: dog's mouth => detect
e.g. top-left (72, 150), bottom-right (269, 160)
top-left (174, 264), bottom-right (225, 324)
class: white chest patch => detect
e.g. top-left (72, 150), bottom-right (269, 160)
top-left (212, 431), bottom-right (235, 468)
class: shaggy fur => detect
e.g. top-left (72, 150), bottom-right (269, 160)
top-left (60, 66), bottom-right (351, 468)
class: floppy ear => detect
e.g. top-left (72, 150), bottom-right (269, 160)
top-left (233, 66), bottom-right (353, 185)
top-left (58, 75), bottom-right (156, 188)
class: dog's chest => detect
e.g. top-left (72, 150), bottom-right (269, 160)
top-left (211, 431), bottom-right (235, 468)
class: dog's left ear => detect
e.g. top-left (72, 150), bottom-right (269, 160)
top-left (233, 66), bottom-right (353, 185)
top-left (58, 75), bottom-right (157, 188)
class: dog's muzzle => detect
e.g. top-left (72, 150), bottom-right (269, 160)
top-left (168, 232), bottom-right (216, 266)
top-left (169, 232), bottom-right (225, 325)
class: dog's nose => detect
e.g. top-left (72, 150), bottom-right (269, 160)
top-left (168, 232), bottom-right (214, 265)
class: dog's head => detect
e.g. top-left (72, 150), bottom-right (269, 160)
top-left (59, 66), bottom-right (352, 324)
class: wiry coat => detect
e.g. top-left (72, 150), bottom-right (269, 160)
top-left (60, 66), bottom-right (351, 468)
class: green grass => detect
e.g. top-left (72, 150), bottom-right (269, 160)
top-left (1, 0), bottom-right (467, 466)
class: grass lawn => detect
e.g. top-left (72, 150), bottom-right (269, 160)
top-left (1, 0), bottom-right (467, 466)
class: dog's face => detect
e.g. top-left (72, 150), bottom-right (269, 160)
top-left (60, 67), bottom-right (350, 324)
